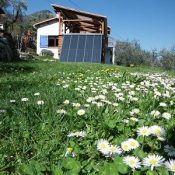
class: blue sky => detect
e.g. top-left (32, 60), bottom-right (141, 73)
top-left (26, 0), bottom-right (175, 51)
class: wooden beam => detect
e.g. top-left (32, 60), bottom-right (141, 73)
top-left (63, 19), bottom-right (101, 25)
top-left (58, 11), bottom-right (62, 35)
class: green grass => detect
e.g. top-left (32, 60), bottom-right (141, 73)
top-left (0, 57), bottom-right (175, 175)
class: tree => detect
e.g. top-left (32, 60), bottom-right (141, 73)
top-left (114, 40), bottom-right (151, 66)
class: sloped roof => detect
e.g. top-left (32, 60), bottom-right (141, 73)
top-left (33, 17), bottom-right (58, 28)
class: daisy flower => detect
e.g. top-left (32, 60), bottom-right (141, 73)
top-left (34, 92), bottom-right (40, 96)
top-left (109, 145), bottom-right (122, 155)
top-left (150, 110), bottom-right (160, 117)
top-left (56, 109), bottom-right (67, 114)
top-left (21, 98), bottom-right (29, 102)
top-left (142, 154), bottom-right (165, 170)
top-left (162, 112), bottom-right (171, 120)
top-left (63, 100), bottom-right (70, 105)
top-left (128, 138), bottom-right (140, 149)
top-left (165, 159), bottom-right (175, 174)
top-left (137, 126), bottom-right (151, 137)
top-left (77, 109), bottom-right (85, 116)
top-left (121, 141), bottom-right (132, 152)
top-left (123, 156), bottom-right (141, 170)
top-left (164, 145), bottom-right (175, 157)
top-left (97, 139), bottom-right (110, 155)
top-left (37, 100), bottom-right (44, 105)
top-left (150, 125), bottom-right (165, 137)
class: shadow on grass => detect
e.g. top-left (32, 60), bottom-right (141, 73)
top-left (0, 62), bottom-right (36, 74)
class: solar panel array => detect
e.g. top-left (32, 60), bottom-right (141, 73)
top-left (60, 34), bottom-right (102, 63)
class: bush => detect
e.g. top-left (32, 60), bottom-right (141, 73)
top-left (41, 49), bottom-right (54, 57)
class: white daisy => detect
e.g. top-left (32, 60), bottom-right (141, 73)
top-left (63, 100), bottom-right (70, 105)
top-left (123, 156), bottom-right (141, 170)
top-left (128, 138), bottom-right (140, 149)
top-left (150, 125), bottom-right (165, 137)
top-left (21, 98), bottom-right (28, 102)
top-left (109, 145), bottom-right (122, 155)
top-left (142, 154), bottom-right (165, 170)
top-left (150, 110), bottom-right (160, 117)
top-left (34, 92), bottom-right (40, 96)
top-left (162, 112), bottom-right (171, 120)
top-left (77, 109), bottom-right (85, 116)
top-left (165, 159), bottom-right (175, 174)
top-left (10, 100), bottom-right (16, 103)
top-left (121, 141), bottom-right (132, 152)
top-left (137, 126), bottom-right (151, 137)
top-left (37, 100), bottom-right (44, 105)
top-left (56, 109), bottom-right (67, 114)
top-left (164, 145), bottom-right (175, 157)
top-left (97, 139), bottom-right (110, 155)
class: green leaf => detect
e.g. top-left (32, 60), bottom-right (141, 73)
top-left (146, 170), bottom-right (158, 175)
top-left (52, 169), bottom-right (63, 175)
top-left (114, 156), bottom-right (129, 174)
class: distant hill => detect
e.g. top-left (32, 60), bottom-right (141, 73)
top-left (23, 10), bottom-right (54, 29)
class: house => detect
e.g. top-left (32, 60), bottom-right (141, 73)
top-left (34, 4), bottom-right (115, 63)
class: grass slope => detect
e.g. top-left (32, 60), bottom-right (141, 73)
top-left (0, 58), bottom-right (175, 175)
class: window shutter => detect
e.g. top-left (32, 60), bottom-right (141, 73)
top-left (40, 35), bottom-right (48, 48)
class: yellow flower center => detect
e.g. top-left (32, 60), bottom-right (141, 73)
top-left (129, 160), bottom-right (136, 165)
top-left (100, 144), bottom-right (106, 149)
top-left (172, 165), bottom-right (175, 171)
top-left (155, 129), bottom-right (161, 136)
top-left (110, 146), bottom-right (115, 152)
top-left (142, 129), bottom-right (147, 134)
top-left (130, 142), bottom-right (136, 147)
top-left (67, 147), bottom-right (72, 153)
top-left (149, 159), bottom-right (157, 165)
top-left (123, 145), bottom-right (128, 150)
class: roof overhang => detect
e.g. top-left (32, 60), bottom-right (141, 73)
top-left (51, 4), bottom-right (108, 36)
top-left (33, 17), bottom-right (58, 28)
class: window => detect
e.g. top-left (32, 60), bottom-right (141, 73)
top-left (48, 36), bottom-right (58, 47)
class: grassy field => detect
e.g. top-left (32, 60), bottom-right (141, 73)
top-left (0, 57), bottom-right (175, 175)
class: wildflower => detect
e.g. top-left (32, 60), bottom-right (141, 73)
top-left (123, 156), bottom-right (141, 170)
top-left (165, 159), bottom-right (175, 174)
top-left (164, 145), bottom-right (175, 157)
top-left (56, 109), bottom-right (67, 114)
top-left (159, 102), bottom-right (167, 107)
top-left (109, 145), bottom-right (122, 155)
top-left (97, 139), bottom-right (110, 155)
top-left (142, 154), bottom-right (165, 170)
top-left (37, 100), bottom-right (44, 105)
top-left (63, 100), bottom-right (70, 105)
top-left (130, 117), bottom-right (138, 122)
top-left (21, 98), bottom-right (28, 102)
top-left (112, 103), bottom-right (119, 107)
top-left (121, 141), bottom-right (132, 152)
top-left (130, 108), bottom-right (140, 116)
top-left (162, 112), bottom-right (171, 120)
top-left (150, 125), bottom-right (165, 137)
top-left (10, 100), bottom-right (16, 103)
top-left (72, 103), bottom-right (81, 107)
top-left (77, 109), bottom-right (85, 116)
top-left (150, 110), bottom-right (160, 117)
top-left (137, 126), bottom-right (151, 137)
top-left (128, 138), bottom-right (140, 149)
top-left (34, 92), bottom-right (40, 96)
top-left (67, 131), bottom-right (87, 138)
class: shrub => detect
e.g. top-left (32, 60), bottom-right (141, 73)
top-left (41, 49), bottom-right (54, 57)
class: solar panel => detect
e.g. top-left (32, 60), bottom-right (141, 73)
top-left (60, 34), bottom-right (102, 63)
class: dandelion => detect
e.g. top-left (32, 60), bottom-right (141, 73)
top-left (37, 100), bottom-right (44, 105)
top-left (165, 159), bottom-right (175, 174)
top-left (123, 156), bottom-right (141, 170)
top-left (77, 109), bottom-right (85, 116)
top-left (97, 139), bottom-right (110, 155)
top-left (164, 145), bottom-right (175, 157)
top-left (162, 112), bottom-right (171, 120)
top-left (142, 154), bottom-right (165, 170)
top-left (137, 126), bottom-right (151, 137)
top-left (21, 98), bottom-right (28, 102)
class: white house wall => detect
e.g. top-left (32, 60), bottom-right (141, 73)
top-left (37, 21), bottom-right (59, 59)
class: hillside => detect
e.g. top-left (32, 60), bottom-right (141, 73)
top-left (24, 10), bottom-right (54, 29)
